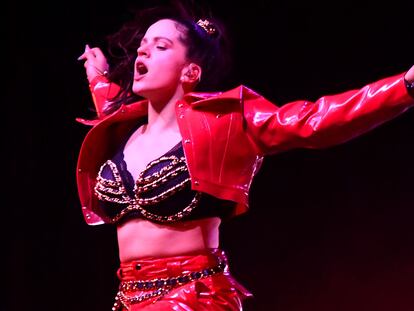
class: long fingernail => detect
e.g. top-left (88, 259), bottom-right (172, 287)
top-left (85, 44), bottom-right (90, 51)
top-left (77, 54), bottom-right (84, 61)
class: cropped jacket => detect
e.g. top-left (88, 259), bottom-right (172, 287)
top-left (76, 73), bottom-right (413, 225)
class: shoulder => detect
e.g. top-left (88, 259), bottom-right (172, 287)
top-left (77, 100), bottom-right (149, 127)
top-left (183, 85), bottom-right (266, 107)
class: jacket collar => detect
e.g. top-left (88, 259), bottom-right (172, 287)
top-left (183, 85), bottom-right (261, 108)
top-left (94, 84), bottom-right (261, 124)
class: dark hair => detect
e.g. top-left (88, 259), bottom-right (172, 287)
top-left (102, 1), bottom-right (233, 115)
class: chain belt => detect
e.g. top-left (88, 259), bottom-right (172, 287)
top-left (112, 260), bottom-right (226, 310)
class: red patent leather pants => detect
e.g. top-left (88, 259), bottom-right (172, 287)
top-left (112, 249), bottom-right (252, 310)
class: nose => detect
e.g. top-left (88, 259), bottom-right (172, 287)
top-left (137, 44), bottom-right (149, 57)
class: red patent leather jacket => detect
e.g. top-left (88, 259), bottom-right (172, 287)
top-left (76, 73), bottom-right (413, 225)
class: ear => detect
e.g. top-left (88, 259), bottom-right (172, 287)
top-left (181, 63), bottom-right (202, 84)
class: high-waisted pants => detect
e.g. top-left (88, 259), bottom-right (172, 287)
top-left (112, 249), bottom-right (252, 310)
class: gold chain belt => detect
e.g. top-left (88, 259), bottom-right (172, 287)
top-left (112, 260), bottom-right (226, 310)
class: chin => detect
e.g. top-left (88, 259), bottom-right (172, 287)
top-left (132, 84), bottom-right (146, 97)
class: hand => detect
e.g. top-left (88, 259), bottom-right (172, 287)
top-left (77, 44), bottom-right (109, 83)
top-left (404, 65), bottom-right (414, 83)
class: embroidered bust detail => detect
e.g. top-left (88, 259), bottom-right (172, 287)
top-left (94, 155), bottom-right (201, 223)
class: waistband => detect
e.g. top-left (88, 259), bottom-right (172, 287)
top-left (117, 248), bottom-right (228, 282)
top-left (113, 249), bottom-right (229, 309)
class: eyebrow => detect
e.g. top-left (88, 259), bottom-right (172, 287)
top-left (140, 36), bottom-right (174, 45)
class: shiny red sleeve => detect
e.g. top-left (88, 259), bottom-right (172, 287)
top-left (75, 76), bottom-right (121, 125)
top-left (88, 75), bottom-right (121, 119)
top-left (244, 72), bottom-right (414, 155)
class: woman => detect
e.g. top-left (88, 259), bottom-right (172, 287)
top-left (76, 3), bottom-right (414, 311)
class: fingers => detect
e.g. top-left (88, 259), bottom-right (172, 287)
top-left (77, 44), bottom-right (110, 82)
top-left (77, 44), bottom-right (94, 61)
top-left (90, 46), bottom-right (106, 59)
top-left (77, 44), bottom-right (105, 60)
top-left (404, 64), bottom-right (414, 83)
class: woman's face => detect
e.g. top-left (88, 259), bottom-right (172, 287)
top-left (133, 19), bottom-right (190, 100)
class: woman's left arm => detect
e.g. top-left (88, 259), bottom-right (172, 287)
top-left (244, 69), bottom-right (414, 155)
top-left (404, 65), bottom-right (414, 95)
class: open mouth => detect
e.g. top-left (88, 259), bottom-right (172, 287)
top-left (136, 62), bottom-right (148, 76)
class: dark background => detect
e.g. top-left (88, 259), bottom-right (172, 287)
top-left (5, 0), bottom-right (414, 310)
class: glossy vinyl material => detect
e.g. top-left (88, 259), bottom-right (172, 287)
top-left (76, 73), bottom-right (414, 225)
top-left (115, 249), bottom-right (252, 310)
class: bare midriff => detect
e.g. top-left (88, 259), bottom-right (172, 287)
top-left (117, 216), bottom-right (221, 262)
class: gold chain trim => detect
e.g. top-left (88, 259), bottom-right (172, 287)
top-left (134, 156), bottom-right (191, 206)
top-left (109, 192), bottom-right (201, 223)
top-left (94, 155), bottom-right (202, 223)
top-left (95, 160), bottom-right (131, 204)
top-left (112, 260), bottom-right (226, 310)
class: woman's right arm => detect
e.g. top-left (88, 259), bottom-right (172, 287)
top-left (78, 45), bottom-right (120, 119)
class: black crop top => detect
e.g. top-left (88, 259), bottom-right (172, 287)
top-left (94, 131), bottom-right (235, 225)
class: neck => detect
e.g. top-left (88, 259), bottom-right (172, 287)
top-left (146, 89), bottom-right (184, 134)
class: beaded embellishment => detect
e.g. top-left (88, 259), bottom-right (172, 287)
top-left (94, 155), bottom-right (201, 223)
top-left (196, 19), bottom-right (217, 36)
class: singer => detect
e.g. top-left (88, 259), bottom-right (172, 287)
top-left (76, 1), bottom-right (414, 310)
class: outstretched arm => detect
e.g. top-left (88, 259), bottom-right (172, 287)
top-left (245, 69), bottom-right (414, 155)
top-left (404, 65), bottom-right (414, 93)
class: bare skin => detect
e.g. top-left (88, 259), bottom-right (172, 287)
top-left (78, 18), bottom-right (414, 263)
top-left (117, 217), bottom-right (221, 261)
top-left (119, 122), bottom-right (220, 262)
top-left (80, 19), bottom-right (215, 263)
